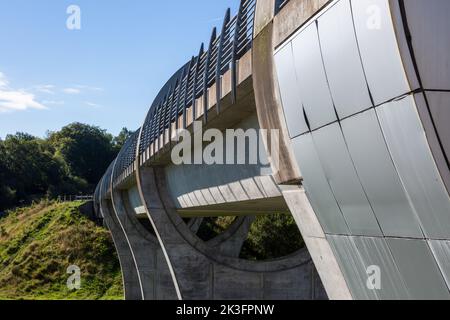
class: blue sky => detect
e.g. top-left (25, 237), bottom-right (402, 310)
top-left (0, 0), bottom-right (238, 138)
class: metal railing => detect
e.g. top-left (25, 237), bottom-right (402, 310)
top-left (57, 195), bottom-right (93, 202)
top-left (99, 161), bottom-right (114, 201)
top-left (113, 130), bottom-right (140, 186)
top-left (97, 0), bottom-right (257, 195)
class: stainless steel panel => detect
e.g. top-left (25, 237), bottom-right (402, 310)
top-left (426, 92), bottom-right (450, 166)
top-left (312, 123), bottom-right (381, 236)
top-left (353, 237), bottom-right (409, 300)
top-left (429, 240), bottom-right (450, 290)
top-left (318, 0), bottom-right (372, 118)
top-left (341, 109), bottom-right (423, 238)
top-left (403, 0), bottom-right (450, 90)
top-left (327, 235), bottom-right (378, 300)
top-left (291, 134), bottom-right (350, 235)
top-left (387, 238), bottom-right (450, 300)
top-left (377, 95), bottom-right (450, 239)
top-left (291, 23), bottom-right (337, 130)
top-left (351, 0), bottom-right (411, 105)
top-left (274, 44), bottom-right (309, 138)
top-left (413, 93), bottom-right (450, 197)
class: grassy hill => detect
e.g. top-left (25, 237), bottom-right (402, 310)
top-left (0, 201), bottom-right (123, 300)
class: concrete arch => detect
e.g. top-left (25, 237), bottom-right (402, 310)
top-left (110, 160), bottom-right (179, 300)
top-left (205, 216), bottom-right (255, 258)
top-left (136, 164), bottom-right (325, 300)
top-left (108, 155), bottom-right (267, 299)
top-left (99, 198), bottom-right (142, 300)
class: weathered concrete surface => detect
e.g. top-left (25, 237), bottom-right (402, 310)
top-left (177, 197), bottom-right (289, 217)
top-left (105, 180), bottom-right (260, 299)
top-left (252, 23), bottom-right (301, 185)
top-left (164, 113), bottom-right (288, 216)
top-left (206, 216), bottom-right (255, 258)
top-left (282, 186), bottom-right (352, 300)
top-left (139, 50), bottom-right (254, 170)
top-left (100, 199), bottom-right (142, 300)
top-left (254, 0), bottom-right (275, 37)
top-left (111, 184), bottom-right (179, 300)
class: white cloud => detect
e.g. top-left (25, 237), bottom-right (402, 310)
top-left (42, 100), bottom-right (65, 106)
top-left (63, 88), bottom-right (81, 95)
top-left (0, 72), bottom-right (47, 113)
top-left (75, 85), bottom-right (104, 92)
top-left (85, 101), bottom-right (102, 108)
top-left (0, 73), bottom-right (105, 113)
top-left (33, 84), bottom-right (56, 95)
top-left (62, 85), bottom-right (104, 96)
top-left (0, 90), bottom-right (47, 113)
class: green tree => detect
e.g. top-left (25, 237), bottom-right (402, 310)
top-left (240, 213), bottom-right (305, 260)
top-left (0, 123), bottom-right (126, 211)
top-left (0, 139), bottom-right (16, 209)
top-left (112, 128), bottom-right (133, 153)
top-left (1, 133), bottom-right (64, 203)
top-left (48, 123), bottom-right (115, 185)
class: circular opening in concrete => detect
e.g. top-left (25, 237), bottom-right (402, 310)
top-left (197, 216), bottom-right (238, 242)
top-left (239, 213), bottom-right (305, 261)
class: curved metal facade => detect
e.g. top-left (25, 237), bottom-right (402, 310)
top-left (273, 0), bottom-right (450, 299)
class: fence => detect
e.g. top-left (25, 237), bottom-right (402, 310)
top-left (57, 195), bottom-right (93, 202)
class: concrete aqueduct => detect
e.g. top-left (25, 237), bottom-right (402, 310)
top-left (94, 0), bottom-right (450, 300)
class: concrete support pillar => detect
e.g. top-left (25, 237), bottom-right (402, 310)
top-left (110, 187), bottom-right (178, 300)
top-left (99, 199), bottom-right (142, 300)
top-left (206, 216), bottom-right (255, 258)
top-left (282, 186), bottom-right (352, 300)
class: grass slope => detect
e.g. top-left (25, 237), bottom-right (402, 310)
top-left (0, 201), bottom-right (123, 300)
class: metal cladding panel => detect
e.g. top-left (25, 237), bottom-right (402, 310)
top-left (341, 109), bottom-right (423, 238)
top-left (312, 123), bottom-right (382, 236)
top-left (274, 43), bottom-right (309, 138)
top-left (318, 0), bottom-right (373, 118)
top-left (429, 240), bottom-right (450, 290)
top-left (387, 238), bottom-right (450, 300)
top-left (327, 235), bottom-right (378, 300)
top-left (403, 0), bottom-right (450, 90)
top-left (377, 95), bottom-right (450, 240)
top-left (291, 23), bottom-right (337, 130)
top-left (353, 237), bottom-right (409, 300)
top-left (291, 134), bottom-right (350, 235)
top-left (425, 92), bottom-right (450, 164)
top-left (351, 0), bottom-right (411, 105)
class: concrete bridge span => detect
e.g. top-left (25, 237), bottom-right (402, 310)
top-left (95, 0), bottom-right (450, 300)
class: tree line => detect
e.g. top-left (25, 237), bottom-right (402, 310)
top-left (0, 123), bottom-right (132, 211)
